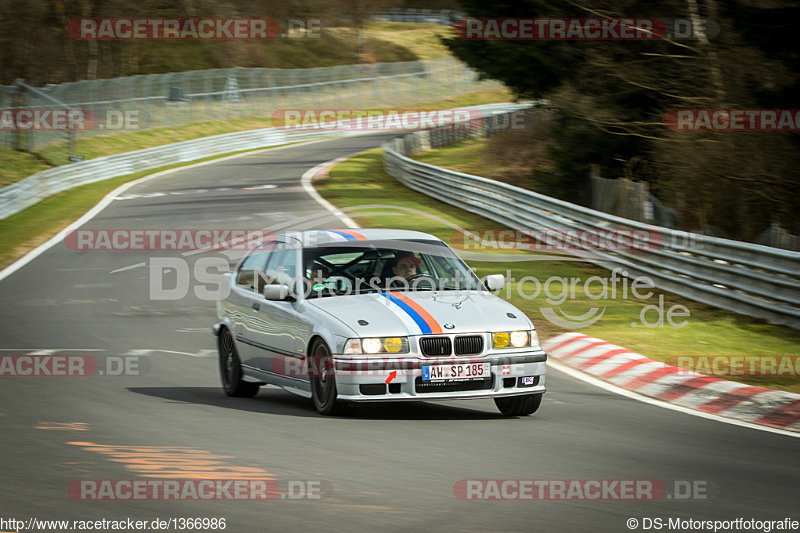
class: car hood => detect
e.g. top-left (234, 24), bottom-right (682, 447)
top-left (307, 291), bottom-right (532, 337)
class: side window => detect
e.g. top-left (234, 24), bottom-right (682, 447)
top-left (236, 246), bottom-right (272, 291)
top-left (263, 243), bottom-right (298, 286)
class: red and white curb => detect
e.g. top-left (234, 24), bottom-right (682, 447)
top-left (543, 332), bottom-right (800, 432)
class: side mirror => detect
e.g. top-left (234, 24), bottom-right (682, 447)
top-left (263, 284), bottom-right (293, 301)
top-left (484, 274), bottom-right (505, 292)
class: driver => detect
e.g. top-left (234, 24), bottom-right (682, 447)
top-left (391, 253), bottom-right (421, 279)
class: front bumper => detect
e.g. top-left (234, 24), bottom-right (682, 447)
top-left (331, 350), bottom-right (546, 402)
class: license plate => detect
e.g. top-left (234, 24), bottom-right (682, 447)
top-left (422, 362), bottom-right (490, 381)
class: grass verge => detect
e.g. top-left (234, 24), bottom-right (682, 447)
top-left (360, 22), bottom-right (453, 60)
top-left (0, 150), bottom-right (53, 188)
top-left (410, 138), bottom-right (490, 175)
top-left (317, 149), bottom-right (800, 393)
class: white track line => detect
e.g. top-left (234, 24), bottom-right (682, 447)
top-left (300, 153), bottom-right (369, 229)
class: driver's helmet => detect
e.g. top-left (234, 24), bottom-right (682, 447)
top-left (392, 252), bottom-right (421, 268)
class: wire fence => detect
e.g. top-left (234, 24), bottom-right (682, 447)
top-left (0, 57), bottom-right (500, 160)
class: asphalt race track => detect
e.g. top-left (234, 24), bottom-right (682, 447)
top-left (0, 133), bottom-right (797, 533)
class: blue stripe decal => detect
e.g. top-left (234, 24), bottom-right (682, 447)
top-left (379, 293), bottom-right (432, 335)
top-left (326, 230), bottom-right (357, 241)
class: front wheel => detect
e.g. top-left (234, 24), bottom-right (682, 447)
top-left (494, 394), bottom-right (542, 416)
top-left (309, 339), bottom-right (348, 415)
top-left (218, 328), bottom-right (260, 398)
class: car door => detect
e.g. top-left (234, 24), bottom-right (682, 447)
top-left (229, 244), bottom-right (272, 370)
top-left (246, 241), bottom-right (307, 380)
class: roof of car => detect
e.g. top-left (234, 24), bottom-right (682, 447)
top-left (279, 228), bottom-right (441, 246)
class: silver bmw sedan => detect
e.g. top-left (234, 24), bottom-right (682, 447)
top-left (214, 228), bottom-right (546, 416)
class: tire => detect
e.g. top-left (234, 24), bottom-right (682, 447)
top-left (309, 338), bottom-right (348, 415)
top-left (494, 393), bottom-right (542, 416)
top-left (218, 328), bottom-right (260, 398)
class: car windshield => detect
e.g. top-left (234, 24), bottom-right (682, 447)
top-left (302, 239), bottom-right (482, 297)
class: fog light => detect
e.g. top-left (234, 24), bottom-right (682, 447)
top-left (493, 332), bottom-right (510, 349)
top-left (384, 337), bottom-right (403, 353)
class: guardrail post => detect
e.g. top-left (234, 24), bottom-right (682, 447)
top-left (11, 80), bottom-right (28, 152)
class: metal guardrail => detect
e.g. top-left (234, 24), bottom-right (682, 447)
top-left (382, 111), bottom-right (800, 329)
top-left (0, 102), bottom-right (523, 221)
top-left (372, 9), bottom-right (463, 25)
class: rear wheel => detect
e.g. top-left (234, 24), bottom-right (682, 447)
top-left (309, 339), bottom-right (348, 415)
top-left (494, 394), bottom-right (542, 416)
top-left (218, 328), bottom-right (260, 398)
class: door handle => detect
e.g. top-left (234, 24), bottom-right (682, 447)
top-left (251, 302), bottom-right (260, 311)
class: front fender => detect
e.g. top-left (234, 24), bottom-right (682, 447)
top-left (298, 301), bottom-right (359, 355)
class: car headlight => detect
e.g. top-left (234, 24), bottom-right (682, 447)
top-left (343, 337), bottom-right (410, 355)
top-left (510, 331), bottom-right (529, 348)
top-left (362, 338), bottom-right (383, 354)
top-left (492, 330), bottom-right (533, 349)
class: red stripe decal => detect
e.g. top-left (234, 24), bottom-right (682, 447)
top-left (389, 292), bottom-right (443, 334)
top-left (335, 229), bottom-right (367, 240)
